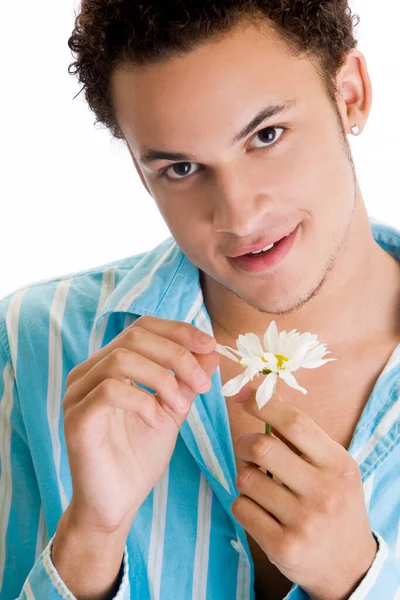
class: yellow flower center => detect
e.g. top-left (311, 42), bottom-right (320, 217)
top-left (239, 353), bottom-right (289, 375)
top-left (261, 353), bottom-right (289, 374)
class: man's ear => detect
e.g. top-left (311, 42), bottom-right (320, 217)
top-left (126, 142), bottom-right (153, 197)
top-left (335, 49), bottom-right (373, 135)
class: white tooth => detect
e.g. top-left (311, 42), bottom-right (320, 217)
top-left (251, 243), bottom-right (274, 255)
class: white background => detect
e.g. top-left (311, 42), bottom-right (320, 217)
top-left (0, 0), bottom-right (399, 300)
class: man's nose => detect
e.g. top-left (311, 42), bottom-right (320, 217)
top-left (212, 167), bottom-right (274, 235)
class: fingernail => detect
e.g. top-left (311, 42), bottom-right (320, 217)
top-left (196, 330), bottom-right (213, 344)
top-left (175, 392), bottom-right (189, 412)
top-left (194, 368), bottom-right (209, 387)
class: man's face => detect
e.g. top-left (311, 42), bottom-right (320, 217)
top-left (111, 19), bottom-right (356, 314)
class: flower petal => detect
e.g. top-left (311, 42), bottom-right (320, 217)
top-left (255, 372), bottom-right (278, 409)
top-left (261, 352), bottom-right (279, 372)
top-left (241, 355), bottom-right (265, 371)
top-left (220, 373), bottom-right (250, 397)
top-left (215, 344), bottom-right (241, 363)
top-left (278, 369), bottom-right (308, 394)
top-left (264, 321), bottom-right (280, 354)
top-left (301, 356), bottom-right (337, 369)
top-left (237, 333), bottom-right (264, 358)
top-left (297, 344), bottom-right (337, 369)
top-left (244, 363), bottom-right (263, 381)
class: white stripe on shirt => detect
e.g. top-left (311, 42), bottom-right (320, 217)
top-left (47, 280), bottom-right (72, 512)
top-left (148, 467), bottom-right (170, 600)
top-left (192, 473), bottom-right (213, 600)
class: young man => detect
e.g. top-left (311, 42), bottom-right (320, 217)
top-left (1, 1), bottom-right (400, 599)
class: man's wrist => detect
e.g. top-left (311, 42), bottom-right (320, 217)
top-left (51, 508), bottom-right (128, 600)
top-left (308, 533), bottom-right (378, 600)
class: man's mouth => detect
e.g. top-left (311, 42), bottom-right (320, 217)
top-left (230, 224), bottom-right (300, 273)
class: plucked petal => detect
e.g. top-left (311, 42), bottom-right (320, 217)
top-left (237, 333), bottom-right (264, 358)
top-left (220, 372), bottom-right (250, 397)
top-left (225, 345), bottom-right (244, 357)
top-left (256, 372), bottom-right (278, 409)
top-left (278, 369), bottom-right (308, 394)
top-left (215, 344), bottom-right (241, 363)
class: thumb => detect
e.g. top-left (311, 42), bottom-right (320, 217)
top-left (176, 350), bottom-right (220, 401)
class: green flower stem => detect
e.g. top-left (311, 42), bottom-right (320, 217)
top-left (265, 422), bottom-right (273, 478)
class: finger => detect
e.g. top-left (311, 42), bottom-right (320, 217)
top-left (236, 433), bottom-right (315, 497)
top-left (66, 378), bottom-right (166, 433)
top-left (64, 347), bottom-right (202, 415)
top-left (240, 394), bottom-right (339, 468)
top-left (231, 494), bottom-right (283, 555)
top-left (117, 328), bottom-right (214, 394)
top-left (236, 463), bottom-right (299, 526)
top-left (131, 316), bottom-right (216, 354)
top-left (176, 350), bottom-right (221, 395)
top-left (67, 316), bottom-right (216, 383)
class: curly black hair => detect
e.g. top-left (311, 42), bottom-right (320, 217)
top-left (68, 1), bottom-right (360, 141)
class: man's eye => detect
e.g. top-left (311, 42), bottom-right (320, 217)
top-left (160, 126), bottom-right (285, 181)
top-left (162, 162), bottom-right (201, 181)
top-left (249, 126), bottom-right (285, 149)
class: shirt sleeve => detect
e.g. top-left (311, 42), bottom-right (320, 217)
top-left (347, 530), bottom-right (400, 600)
top-left (17, 535), bottom-right (130, 600)
top-left (0, 336), bottom-right (131, 600)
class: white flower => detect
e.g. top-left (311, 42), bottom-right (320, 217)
top-left (216, 320), bottom-right (337, 410)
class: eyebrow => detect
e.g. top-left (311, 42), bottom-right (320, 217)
top-left (139, 99), bottom-right (296, 166)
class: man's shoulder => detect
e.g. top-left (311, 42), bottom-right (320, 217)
top-left (370, 216), bottom-right (400, 251)
top-left (0, 247), bottom-right (160, 363)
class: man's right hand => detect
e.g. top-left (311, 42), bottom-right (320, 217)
top-left (60, 315), bottom-right (219, 537)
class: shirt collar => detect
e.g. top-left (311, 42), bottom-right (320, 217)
top-left (93, 237), bottom-right (203, 333)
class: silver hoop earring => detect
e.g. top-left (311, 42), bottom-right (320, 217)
top-left (351, 125), bottom-right (360, 135)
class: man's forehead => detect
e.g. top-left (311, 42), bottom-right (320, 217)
top-left (111, 21), bottom-right (318, 149)
top-left (111, 19), bottom-right (304, 108)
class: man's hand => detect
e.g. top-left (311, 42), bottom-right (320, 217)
top-left (231, 392), bottom-right (378, 600)
top-left (52, 315), bottom-right (219, 599)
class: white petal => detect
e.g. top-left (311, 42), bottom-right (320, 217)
top-left (264, 321), bottom-right (280, 354)
top-left (215, 344), bottom-right (241, 363)
top-left (237, 333), bottom-right (264, 358)
top-left (261, 352), bottom-right (279, 372)
top-left (298, 344), bottom-right (336, 369)
top-left (301, 356), bottom-right (338, 369)
top-left (221, 373), bottom-right (250, 397)
top-left (283, 332), bottom-right (319, 360)
top-left (255, 372), bottom-right (278, 409)
top-left (289, 338), bottom-right (326, 365)
top-left (279, 329), bottom-right (301, 356)
top-left (281, 357), bottom-right (302, 371)
top-left (225, 345), bottom-right (244, 357)
top-left (278, 369), bottom-right (308, 394)
top-left (239, 354), bottom-right (263, 368)
top-left (298, 337), bottom-right (321, 356)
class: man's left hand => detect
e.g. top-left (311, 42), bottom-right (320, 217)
top-left (231, 393), bottom-right (378, 600)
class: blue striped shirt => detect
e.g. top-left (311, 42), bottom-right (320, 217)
top-left (1, 217), bottom-right (400, 600)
